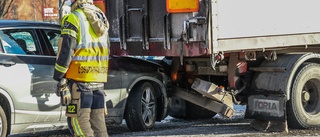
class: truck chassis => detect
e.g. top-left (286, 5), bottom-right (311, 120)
top-left (102, 0), bottom-right (320, 132)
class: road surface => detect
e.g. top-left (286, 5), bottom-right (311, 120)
top-left (10, 105), bottom-right (320, 137)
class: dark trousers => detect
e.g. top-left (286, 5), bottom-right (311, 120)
top-left (66, 81), bottom-right (108, 137)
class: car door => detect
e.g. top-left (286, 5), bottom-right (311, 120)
top-left (104, 56), bottom-right (123, 117)
top-left (0, 27), bottom-right (62, 124)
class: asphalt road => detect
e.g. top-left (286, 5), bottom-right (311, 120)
top-left (10, 116), bottom-right (320, 137)
top-left (10, 106), bottom-right (320, 137)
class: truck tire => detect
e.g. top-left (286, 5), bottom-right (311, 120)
top-left (287, 63), bottom-right (320, 128)
top-left (168, 96), bottom-right (186, 118)
top-left (0, 106), bottom-right (8, 137)
top-left (125, 82), bottom-right (157, 131)
top-left (168, 96), bottom-right (216, 119)
top-left (185, 101), bottom-right (217, 119)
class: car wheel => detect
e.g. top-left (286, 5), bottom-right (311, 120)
top-left (125, 82), bottom-right (157, 131)
top-left (0, 106), bottom-right (8, 137)
top-left (287, 63), bottom-right (320, 128)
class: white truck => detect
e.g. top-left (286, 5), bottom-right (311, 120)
top-left (97, 0), bottom-right (320, 132)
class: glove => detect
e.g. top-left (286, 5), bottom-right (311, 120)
top-left (56, 78), bottom-right (69, 97)
top-left (56, 78), bottom-right (71, 106)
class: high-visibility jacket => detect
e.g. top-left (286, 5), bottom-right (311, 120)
top-left (55, 8), bottom-right (109, 83)
top-left (56, 15), bottom-right (70, 57)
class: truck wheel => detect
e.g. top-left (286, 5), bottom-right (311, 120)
top-left (0, 106), bottom-right (8, 137)
top-left (185, 101), bottom-right (217, 119)
top-left (287, 63), bottom-right (320, 128)
top-left (168, 96), bottom-right (216, 119)
top-left (168, 96), bottom-right (186, 118)
top-left (125, 82), bottom-right (157, 131)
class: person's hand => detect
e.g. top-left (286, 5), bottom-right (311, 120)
top-left (56, 78), bottom-right (68, 97)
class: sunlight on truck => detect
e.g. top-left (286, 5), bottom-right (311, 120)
top-left (95, 0), bottom-right (320, 132)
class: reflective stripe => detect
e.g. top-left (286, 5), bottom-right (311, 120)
top-left (75, 42), bottom-right (108, 49)
top-left (72, 11), bottom-right (109, 62)
top-left (73, 55), bottom-right (109, 61)
top-left (55, 63), bottom-right (68, 73)
top-left (66, 10), bottom-right (109, 82)
top-left (87, 83), bottom-right (104, 89)
top-left (74, 11), bottom-right (89, 45)
top-left (71, 117), bottom-right (85, 136)
top-left (62, 29), bottom-right (77, 38)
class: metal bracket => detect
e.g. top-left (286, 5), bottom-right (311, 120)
top-left (119, 15), bottom-right (127, 50)
top-left (210, 52), bottom-right (224, 69)
top-left (142, 0), bottom-right (149, 50)
top-left (264, 50), bottom-right (277, 61)
top-left (142, 14), bottom-right (149, 50)
top-left (164, 13), bottom-right (171, 50)
top-left (173, 86), bottom-right (234, 118)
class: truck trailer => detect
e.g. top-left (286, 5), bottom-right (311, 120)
top-left (95, 0), bottom-right (320, 132)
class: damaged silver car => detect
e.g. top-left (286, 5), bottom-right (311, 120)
top-left (0, 20), bottom-right (169, 136)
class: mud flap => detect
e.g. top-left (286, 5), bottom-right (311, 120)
top-left (245, 95), bottom-right (288, 132)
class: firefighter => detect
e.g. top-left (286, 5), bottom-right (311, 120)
top-left (53, 0), bottom-right (110, 136)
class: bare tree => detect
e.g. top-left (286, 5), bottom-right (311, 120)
top-left (29, 0), bottom-right (43, 21)
top-left (0, 0), bottom-right (14, 19)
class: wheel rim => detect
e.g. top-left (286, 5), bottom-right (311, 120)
top-left (141, 86), bottom-right (156, 126)
top-left (301, 79), bottom-right (320, 114)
